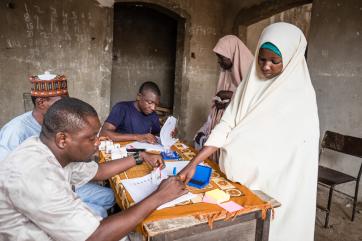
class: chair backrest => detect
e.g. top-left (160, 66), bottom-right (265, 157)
top-left (321, 131), bottom-right (362, 158)
top-left (321, 130), bottom-right (362, 181)
top-left (155, 106), bottom-right (172, 126)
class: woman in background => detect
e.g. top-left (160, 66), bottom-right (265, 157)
top-left (194, 35), bottom-right (253, 162)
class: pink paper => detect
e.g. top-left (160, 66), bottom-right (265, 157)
top-left (218, 201), bottom-right (244, 213)
top-left (202, 195), bottom-right (217, 204)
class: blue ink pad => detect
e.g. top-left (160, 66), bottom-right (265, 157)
top-left (188, 165), bottom-right (212, 189)
top-left (161, 151), bottom-right (180, 160)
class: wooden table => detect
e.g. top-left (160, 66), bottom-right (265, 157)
top-left (126, 190), bottom-right (279, 241)
top-left (101, 142), bottom-right (280, 241)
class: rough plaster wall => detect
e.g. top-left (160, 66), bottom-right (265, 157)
top-left (246, 3), bottom-right (312, 53)
top-left (222, 0), bottom-right (265, 35)
top-left (308, 0), bottom-right (362, 200)
top-left (183, 1), bottom-right (224, 142)
top-left (0, 0), bottom-right (113, 126)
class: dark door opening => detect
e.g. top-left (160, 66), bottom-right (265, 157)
top-left (111, 3), bottom-right (178, 115)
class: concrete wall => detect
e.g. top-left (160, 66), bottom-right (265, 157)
top-left (0, 0), bottom-right (113, 125)
top-left (307, 0), bottom-right (362, 200)
top-left (246, 3), bottom-right (312, 53)
top-left (0, 0), bottom-right (228, 143)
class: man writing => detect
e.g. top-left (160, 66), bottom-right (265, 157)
top-left (100, 81), bottom-right (162, 144)
top-left (0, 97), bottom-right (186, 241)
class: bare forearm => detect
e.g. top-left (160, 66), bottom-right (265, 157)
top-left (100, 129), bottom-right (140, 142)
top-left (87, 193), bottom-right (162, 241)
top-left (191, 146), bottom-right (218, 166)
top-left (93, 156), bottom-right (136, 181)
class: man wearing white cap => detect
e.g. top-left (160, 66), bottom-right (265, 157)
top-left (0, 72), bottom-right (115, 218)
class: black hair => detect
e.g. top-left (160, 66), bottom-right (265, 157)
top-left (138, 81), bottom-right (161, 96)
top-left (41, 97), bottom-right (98, 136)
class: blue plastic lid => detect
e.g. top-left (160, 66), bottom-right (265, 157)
top-left (161, 151), bottom-right (180, 160)
top-left (187, 165), bottom-right (212, 189)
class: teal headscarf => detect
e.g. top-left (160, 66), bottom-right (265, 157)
top-left (260, 42), bottom-right (282, 57)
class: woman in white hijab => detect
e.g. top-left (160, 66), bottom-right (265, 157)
top-left (180, 22), bottom-right (319, 241)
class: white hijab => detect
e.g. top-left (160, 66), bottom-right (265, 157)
top-left (205, 22), bottom-right (320, 241)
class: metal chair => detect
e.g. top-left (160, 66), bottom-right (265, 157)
top-left (317, 131), bottom-right (362, 228)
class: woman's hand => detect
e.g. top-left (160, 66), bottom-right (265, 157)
top-left (140, 152), bottom-right (165, 168)
top-left (179, 146), bottom-right (218, 183)
top-left (194, 132), bottom-right (205, 145)
top-left (216, 90), bottom-right (233, 100)
top-left (214, 90), bottom-right (233, 110)
top-left (178, 161), bottom-right (198, 184)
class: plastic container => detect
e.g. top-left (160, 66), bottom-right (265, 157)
top-left (187, 165), bottom-right (212, 189)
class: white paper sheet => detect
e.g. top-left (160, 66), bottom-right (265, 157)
top-left (126, 142), bottom-right (166, 152)
top-left (160, 116), bottom-right (178, 148)
top-left (120, 173), bottom-right (196, 210)
top-left (164, 161), bottom-right (190, 176)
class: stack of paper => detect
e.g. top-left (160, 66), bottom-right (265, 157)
top-left (218, 201), bottom-right (244, 213)
top-left (111, 145), bottom-right (127, 160)
top-left (164, 161), bottom-right (189, 176)
top-left (204, 189), bottom-right (230, 204)
top-left (126, 142), bottom-right (166, 152)
top-left (202, 188), bottom-right (244, 213)
top-left (120, 173), bottom-right (196, 210)
top-left (160, 116), bottom-right (178, 148)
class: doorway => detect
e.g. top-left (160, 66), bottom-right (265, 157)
top-left (111, 3), bottom-right (178, 113)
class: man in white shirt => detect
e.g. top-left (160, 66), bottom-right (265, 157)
top-left (0, 72), bottom-right (115, 218)
top-left (0, 97), bottom-right (187, 241)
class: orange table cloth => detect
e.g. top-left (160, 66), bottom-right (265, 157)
top-left (99, 141), bottom-right (272, 236)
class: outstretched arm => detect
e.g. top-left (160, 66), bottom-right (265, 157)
top-left (93, 152), bottom-right (164, 181)
top-left (100, 122), bottom-right (157, 144)
top-left (178, 146), bottom-right (218, 184)
top-left (87, 176), bottom-right (187, 241)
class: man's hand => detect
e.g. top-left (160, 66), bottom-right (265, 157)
top-left (140, 152), bottom-right (164, 168)
top-left (138, 133), bottom-right (157, 144)
top-left (178, 161), bottom-right (198, 184)
top-left (155, 176), bottom-right (188, 203)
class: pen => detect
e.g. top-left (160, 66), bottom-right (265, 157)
top-left (173, 167), bottom-right (177, 176)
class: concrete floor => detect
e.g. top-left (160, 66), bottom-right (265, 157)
top-left (315, 186), bottom-right (362, 241)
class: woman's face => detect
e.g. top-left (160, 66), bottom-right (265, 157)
top-left (216, 54), bottom-right (232, 70)
top-left (257, 48), bottom-right (283, 79)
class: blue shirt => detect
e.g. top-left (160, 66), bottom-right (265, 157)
top-left (105, 101), bottom-right (160, 135)
top-left (0, 111), bottom-right (41, 161)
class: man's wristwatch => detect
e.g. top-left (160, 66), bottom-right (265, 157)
top-left (133, 152), bottom-right (144, 165)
